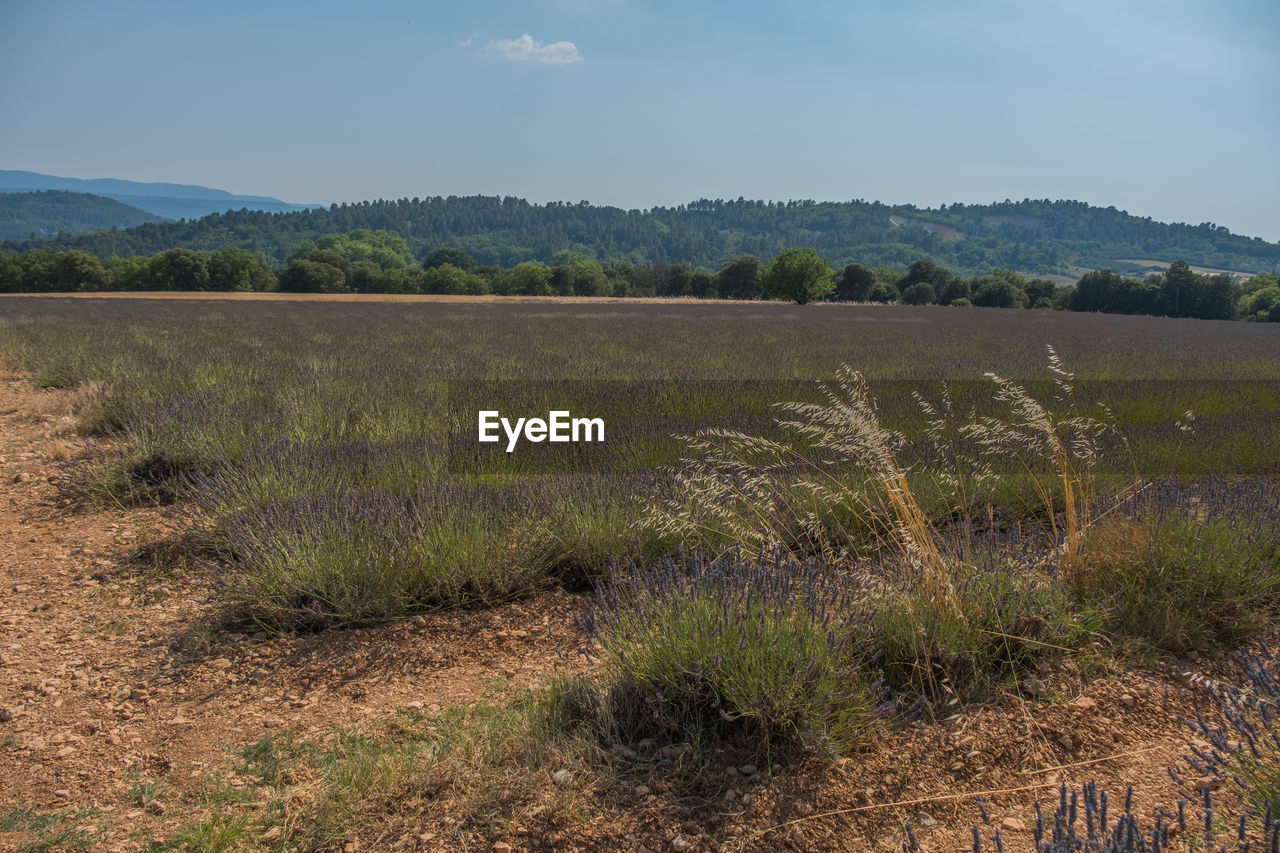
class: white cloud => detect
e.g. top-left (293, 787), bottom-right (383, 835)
top-left (488, 33), bottom-right (583, 65)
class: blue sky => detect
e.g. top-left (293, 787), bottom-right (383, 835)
top-left (3, 0), bottom-right (1277, 239)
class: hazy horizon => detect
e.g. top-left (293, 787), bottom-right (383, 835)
top-left (3, 1), bottom-right (1276, 241)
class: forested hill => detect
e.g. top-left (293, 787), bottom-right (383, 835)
top-left (0, 191), bottom-right (167, 240)
top-left (6, 196), bottom-right (1278, 276)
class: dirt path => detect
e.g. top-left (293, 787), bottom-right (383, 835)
top-left (0, 375), bottom-right (587, 851)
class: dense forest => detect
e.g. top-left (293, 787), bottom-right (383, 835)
top-left (0, 191), bottom-right (167, 240)
top-left (5, 196), bottom-right (1278, 277)
top-left (3, 229), bottom-right (1278, 322)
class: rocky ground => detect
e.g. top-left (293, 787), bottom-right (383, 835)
top-left (0, 374), bottom-right (1251, 851)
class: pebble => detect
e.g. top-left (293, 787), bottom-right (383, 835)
top-left (1194, 776), bottom-right (1221, 792)
top-left (671, 836), bottom-right (693, 851)
top-left (913, 812), bottom-right (937, 828)
top-left (493, 843), bottom-right (512, 853)
top-left (633, 785), bottom-right (650, 796)
top-left (146, 800), bottom-right (166, 815)
top-left (1070, 696), bottom-right (1097, 710)
top-left (737, 763), bottom-right (757, 775)
top-left (1120, 694), bottom-right (1136, 708)
top-left (552, 768), bottom-right (573, 787)
top-left (1057, 734), bottom-right (1075, 751)
top-left (1002, 817), bottom-right (1027, 832)
top-left (211, 658), bottom-right (232, 670)
top-left (14, 472), bottom-right (30, 483)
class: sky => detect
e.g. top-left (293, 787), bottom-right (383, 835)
top-left (2, 0), bottom-right (1277, 240)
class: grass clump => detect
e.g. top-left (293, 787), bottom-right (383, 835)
top-left (871, 545), bottom-right (1094, 703)
top-left (1067, 479), bottom-right (1280, 652)
top-left (583, 550), bottom-right (885, 757)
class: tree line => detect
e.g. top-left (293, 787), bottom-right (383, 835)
top-left (2, 230), bottom-right (1276, 322)
top-left (5, 196), bottom-right (1277, 278)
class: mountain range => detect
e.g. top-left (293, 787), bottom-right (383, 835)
top-left (0, 170), bottom-right (314, 222)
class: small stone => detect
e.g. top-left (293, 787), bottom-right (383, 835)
top-left (671, 836), bottom-right (693, 851)
top-left (1120, 694), bottom-right (1136, 708)
top-left (913, 812), bottom-right (937, 828)
top-left (1002, 817), bottom-right (1027, 832)
top-left (14, 472), bottom-right (31, 483)
top-left (0, 707), bottom-right (14, 722)
top-left (493, 843), bottom-right (513, 853)
top-left (1186, 650), bottom-right (1200, 661)
top-left (552, 768), bottom-right (573, 787)
top-left (405, 701), bottom-right (424, 710)
top-left (1070, 696), bottom-right (1097, 710)
top-left (633, 785), bottom-right (650, 796)
top-left (211, 658), bottom-right (232, 670)
top-left (262, 827), bottom-right (282, 841)
top-left (737, 763), bottom-right (757, 775)
top-left (1057, 734), bottom-right (1074, 751)
top-left (1194, 776), bottom-right (1221, 792)
top-left (741, 793), bottom-right (757, 806)
top-left (146, 800), bottom-right (166, 815)
top-left (54, 789), bottom-right (71, 798)
top-left (56, 746), bottom-right (76, 758)
top-left (1022, 676), bottom-right (1046, 697)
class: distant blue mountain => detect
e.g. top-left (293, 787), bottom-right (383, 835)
top-left (0, 170), bottom-right (318, 221)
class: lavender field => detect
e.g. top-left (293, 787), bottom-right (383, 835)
top-left (4, 295), bottom-right (1280, 850)
top-left (2, 296), bottom-right (1279, 630)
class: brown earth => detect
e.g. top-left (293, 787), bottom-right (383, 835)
top-left (0, 375), bottom-right (1252, 852)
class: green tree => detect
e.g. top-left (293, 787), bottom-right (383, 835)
top-left (901, 281), bottom-right (936, 305)
top-left (552, 259), bottom-right (607, 296)
top-left (278, 258), bottom-right (349, 293)
top-left (1239, 285), bottom-right (1280, 321)
top-left (422, 246), bottom-right (477, 271)
top-left (761, 248), bottom-right (834, 305)
top-left (421, 262), bottom-right (485, 294)
top-left (834, 263), bottom-right (876, 301)
top-left (715, 255), bottom-right (763, 300)
top-left (0, 253), bottom-right (24, 292)
top-left (971, 276), bottom-right (1029, 309)
top-left (147, 248), bottom-right (211, 291)
top-left (49, 250), bottom-right (108, 291)
top-left (506, 261), bottom-right (552, 295)
top-left (208, 247), bottom-right (274, 291)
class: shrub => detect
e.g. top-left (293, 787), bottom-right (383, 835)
top-left (583, 550), bottom-right (884, 756)
top-left (1067, 479), bottom-right (1280, 651)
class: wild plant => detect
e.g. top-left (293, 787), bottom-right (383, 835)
top-left (962, 345), bottom-right (1126, 570)
top-left (1187, 635), bottom-right (1280, 817)
top-left (970, 781), bottom-right (1279, 852)
top-left (645, 365), bottom-right (962, 613)
top-left (648, 348), bottom-right (1121, 613)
